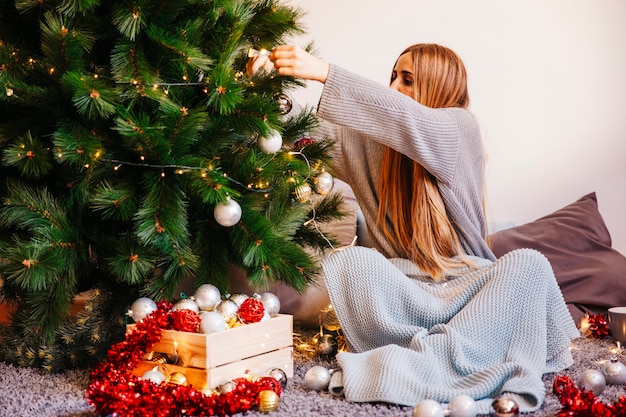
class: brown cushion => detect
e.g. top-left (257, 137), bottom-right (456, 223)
top-left (489, 192), bottom-right (626, 324)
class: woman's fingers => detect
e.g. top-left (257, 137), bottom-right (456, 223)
top-left (270, 45), bottom-right (329, 83)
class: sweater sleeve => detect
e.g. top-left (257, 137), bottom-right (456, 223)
top-left (316, 64), bottom-right (476, 186)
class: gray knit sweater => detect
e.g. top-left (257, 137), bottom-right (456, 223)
top-left (316, 65), bottom-right (579, 412)
top-left (317, 64), bottom-right (494, 261)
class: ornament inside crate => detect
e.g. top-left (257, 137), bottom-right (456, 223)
top-left (126, 289), bottom-right (293, 392)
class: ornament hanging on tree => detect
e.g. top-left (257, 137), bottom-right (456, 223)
top-left (277, 94), bottom-right (292, 115)
top-left (294, 183), bottom-right (312, 203)
top-left (313, 171), bottom-right (334, 195)
top-left (194, 284), bottom-right (222, 311)
top-left (214, 197), bottom-right (242, 227)
top-left (129, 297), bottom-right (158, 323)
top-left (258, 129), bottom-right (283, 154)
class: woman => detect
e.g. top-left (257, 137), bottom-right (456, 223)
top-left (260, 44), bottom-right (579, 413)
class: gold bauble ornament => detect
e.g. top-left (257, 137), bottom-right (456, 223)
top-left (294, 183), bottom-right (312, 203)
top-left (167, 371), bottom-right (189, 386)
top-left (257, 389), bottom-right (280, 412)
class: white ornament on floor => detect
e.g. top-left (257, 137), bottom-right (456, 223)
top-left (304, 365), bottom-right (331, 391)
top-left (413, 399), bottom-right (445, 417)
top-left (601, 357), bottom-right (626, 385)
top-left (576, 368), bottom-right (606, 395)
top-left (448, 394), bottom-right (478, 417)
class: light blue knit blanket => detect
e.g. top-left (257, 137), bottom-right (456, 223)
top-left (321, 246), bottom-right (580, 414)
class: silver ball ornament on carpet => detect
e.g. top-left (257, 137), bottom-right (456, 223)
top-left (214, 197), bottom-right (242, 227)
top-left (267, 368), bottom-right (288, 389)
top-left (260, 292), bottom-right (281, 316)
top-left (303, 365), bottom-right (331, 391)
top-left (258, 129), bottom-right (283, 154)
top-left (129, 297), bottom-right (157, 322)
top-left (448, 394), bottom-right (478, 417)
top-left (413, 399), bottom-right (445, 417)
top-left (315, 334), bottom-right (339, 357)
top-left (194, 284), bottom-right (222, 311)
top-left (576, 368), bottom-right (606, 395)
top-left (172, 298), bottom-right (200, 314)
top-left (313, 171), bottom-right (334, 195)
top-left (200, 311), bottom-right (227, 333)
top-left (490, 396), bottom-right (519, 417)
top-left (602, 357), bottom-right (626, 385)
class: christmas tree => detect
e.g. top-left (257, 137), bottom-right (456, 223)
top-left (0, 0), bottom-right (343, 371)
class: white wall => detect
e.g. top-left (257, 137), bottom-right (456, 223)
top-left (287, 0), bottom-right (626, 255)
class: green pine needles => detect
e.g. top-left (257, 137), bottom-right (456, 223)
top-left (0, 0), bottom-right (343, 371)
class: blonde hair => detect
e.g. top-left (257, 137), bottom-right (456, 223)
top-left (377, 44), bottom-right (478, 281)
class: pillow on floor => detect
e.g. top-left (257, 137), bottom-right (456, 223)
top-left (489, 192), bottom-right (626, 324)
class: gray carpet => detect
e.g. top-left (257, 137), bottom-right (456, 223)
top-left (0, 330), bottom-right (624, 417)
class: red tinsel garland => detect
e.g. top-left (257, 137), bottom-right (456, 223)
top-left (553, 375), bottom-right (626, 417)
top-left (587, 314), bottom-right (612, 339)
top-left (85, 301), bottom-right (282, 417)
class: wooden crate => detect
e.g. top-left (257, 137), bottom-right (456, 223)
top-left (128, 314), bottom-right (293, 391)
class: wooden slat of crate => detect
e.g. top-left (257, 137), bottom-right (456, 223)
top-left (132, 346), bottom-right (293, 391)
top-left (128, 314), bottom-right (293, 369)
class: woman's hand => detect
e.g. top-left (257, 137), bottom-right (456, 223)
top-left (269, 45), bottom-right (330, 83)
top-left (246, 52), bottom-right (274, 76)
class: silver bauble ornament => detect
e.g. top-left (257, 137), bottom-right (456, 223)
top-left (172, 298), bottom-right (200, 314)
top-left (602, 357), bottom-right (626, 385)
top-left (194, 284), bottom-right (222, 311)
top-left (260, 292), bottom-right (281, 316)
top-left (294, 183), bottom-right (312, 202)
top-left (217, 381), bottom-right (236, 394)
top-left (142, 366), bottom-right (167, 385)
top-left (277, 94), bottom-right (292, 115)
top-left (216, 299), bottom-right (239, 321)
top-left (267, 367), bottom-right (288, 389)
top-left (315, 334), bottom-right (339, 357)
top-left (490, 396), bottom-right (519, 417)
top-left (214, 197), bottom-right (242, 227)
top-left (258, 129), bottom-right (283, 154)
top-left (313, 171), bottom-right (334, 195)
top-left (303, 365), bottom-right (331, 391)
top-left (129, 297), bottom-right (158, 322)
top-left (229, 293), bottom-right (249, 307)
top-left (576, 369), bottom-right (606, 395)
top-left (413, 399), bottom-right (445, 417)
top-left (448, 394), bottom-right (478, 417)
top-left (200, 311), bottom-right (227, 333)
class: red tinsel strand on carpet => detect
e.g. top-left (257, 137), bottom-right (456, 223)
top-left (553, 375), bottom-right (626, 417)
top-left (85, 301), bottom-right (282, 417)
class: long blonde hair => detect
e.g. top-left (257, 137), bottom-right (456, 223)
top-left (377, 44), bottom-right (476, 281)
